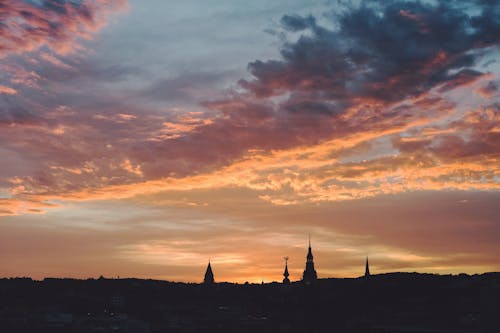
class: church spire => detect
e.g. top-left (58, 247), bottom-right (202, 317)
top-left (283, 257), bottom-right (290, 284)
top-left (302, 236), bottom-right (317, 284)
top-left (364, 256), bottom-right (370, 278)
top-left (203, 261), bottom-right (214, 284)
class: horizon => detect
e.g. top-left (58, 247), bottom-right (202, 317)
top-left (1, 238), bottom-right (498, 284)
top-left (5, 269), bottom-right (497, 284)
top-left (1, 0), bottom-right (500, 283)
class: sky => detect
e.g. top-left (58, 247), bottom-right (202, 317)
top-left (0, 0), bottom-right (499, 283)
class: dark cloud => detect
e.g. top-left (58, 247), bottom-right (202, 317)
top-left (280, 14), bottom-right (316, 32)
top-left (242, 0), bottom-right (500, 102)
top-left (282, 95), bottom-right (339, 116)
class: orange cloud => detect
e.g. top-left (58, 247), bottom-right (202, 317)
top-left (3, 100), bottom-right (498, 214)
top-left (0, 85), bottom-right (17, 95)
top-left (0, 197), bottom-right (58, 216)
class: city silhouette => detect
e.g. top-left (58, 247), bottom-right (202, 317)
top-left (1, 239), bottom-right (499, 332)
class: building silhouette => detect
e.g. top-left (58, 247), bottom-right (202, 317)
top-left (283, 257), bottom-right (290, 284)
top-left (302, 236), bottom-right (317, 284)
top-left (204, 261), bottom-right (214, 284)
top-left (200, 241), bottom-right (371, 285)
top-left (365, 256), bottom-right (370, 278)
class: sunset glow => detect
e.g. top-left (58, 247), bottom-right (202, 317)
top-left (1, 0), bottom-right (499, 283)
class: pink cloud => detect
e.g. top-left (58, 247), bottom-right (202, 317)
top-left (0, 0), bottom-right (128, 57)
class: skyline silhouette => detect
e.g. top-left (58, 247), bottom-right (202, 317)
top-left (4, 236), bottom-right (494, 285)
top-left (1, 227), bottom-right (498, 283)
top-left (199, 239), bottom-right (369, 284)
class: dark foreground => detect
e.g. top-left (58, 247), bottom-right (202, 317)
top-left (1, 272), bottom-right (499, 333)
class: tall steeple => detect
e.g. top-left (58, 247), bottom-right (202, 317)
top-left (302, 235), bottom-right (317, 284)
top-left (203, 261), bottom-right (214, 284)
top-left (364, 256), bottom-right (370, 278)
top-left (283, 257), bottom-right (290, 284)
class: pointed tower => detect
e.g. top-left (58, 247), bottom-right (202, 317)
top-left (302, 235), bottom-right (317, 284)
top-left (203, 261), bottom-right (214, 284)
top-left (364, 256), bottom-right (370, 278)
top-left (283, 257), bottom-right (290, 284)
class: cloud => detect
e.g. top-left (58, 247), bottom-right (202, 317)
top-left (139, 71), bottom-right (237, 103)
top-left (477, 80), bottom-right (499, 97)
top-left (0, 0), bottom-right (128, 57)
top-left (393, 103), bottom-right (500, 161)
top-left (0, 197), bottom-right (58, 216)
top-left (280, 14), bottom-right (316, 32)
top-left (0, 85), bottom-right (17, 94)
top-left (242, 1), bottom-right (500, 102)
top-left (1, 0), bottom-right (500, 215)
top-left (0, 0), bottom-right (129, 96)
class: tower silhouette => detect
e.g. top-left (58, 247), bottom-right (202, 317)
top-left (204, 261), bottom-right (214, 284)
top-left (283, 257), bottom-right (290, 284)
top-left (365, 256), bottom-right (370, 278)
top-left (302, 235), bottom-right (317, 284)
